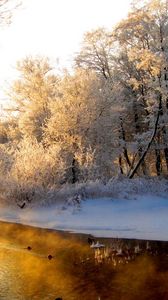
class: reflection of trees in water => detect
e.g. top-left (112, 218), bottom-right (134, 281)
top-left (90, 239), bottom-right (161, 267)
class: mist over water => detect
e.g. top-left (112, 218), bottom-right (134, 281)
top-left (0, 221), bottom-right (168, 300)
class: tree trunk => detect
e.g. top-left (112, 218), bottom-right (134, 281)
top-left (155, 148), bottom-right (162, 176)
top-left (119, 117), bottom-right (131, 168)
top-left (159, 62), bottom-right (168, 171)
top-left (133, 96), bottom-right (147, 175)
top-left (118, 154), bottom-right (124, 174)
top-left (129, 95), bottom-right (161, 179)
top-left (154, 133), bottom-right (162, 176)
top-left (164, 148), bottom-right (168, 170)
top-left (138, 147), bottom-right (148, 175)
top-left (161, 126), bottom-right (168, 171)
top-left (72, 157), bottom-right (78, 184)
top-left (158, 98), bottom-right (168, 171)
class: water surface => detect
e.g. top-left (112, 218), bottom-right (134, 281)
top-left (0, 221), bottom-right (168, 300)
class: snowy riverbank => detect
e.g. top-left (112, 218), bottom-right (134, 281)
top-left (0, 194), bottom-right (168, 241)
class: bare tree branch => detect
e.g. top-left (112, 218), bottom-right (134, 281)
top-left (0, 0), bottom-right (21, 25)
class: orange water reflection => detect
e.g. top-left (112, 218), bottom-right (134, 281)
top-left (0, 221), bottom-right (168, 300)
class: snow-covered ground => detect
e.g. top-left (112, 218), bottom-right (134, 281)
top-left (0, 194), bottom-right (168, 241)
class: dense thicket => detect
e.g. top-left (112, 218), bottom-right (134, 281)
top-left (1, 0), bottom-right (168, 202)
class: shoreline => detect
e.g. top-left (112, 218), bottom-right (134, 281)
top-left (0, 218), bottom-right (168, 243)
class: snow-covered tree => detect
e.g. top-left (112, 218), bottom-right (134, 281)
top-left (2, 0), bottom-right (168, 204)
top-left (8, 56), bottom-right (59, 141)
top-left (74, 0), bottom-right (168, 177)
top-left (44, 68), bottom-right (119, 181)
top-left (113, 0), bottom-right (168, 176)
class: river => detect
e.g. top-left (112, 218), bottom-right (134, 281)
top-left (0, 221), bottom-right (168, 300)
